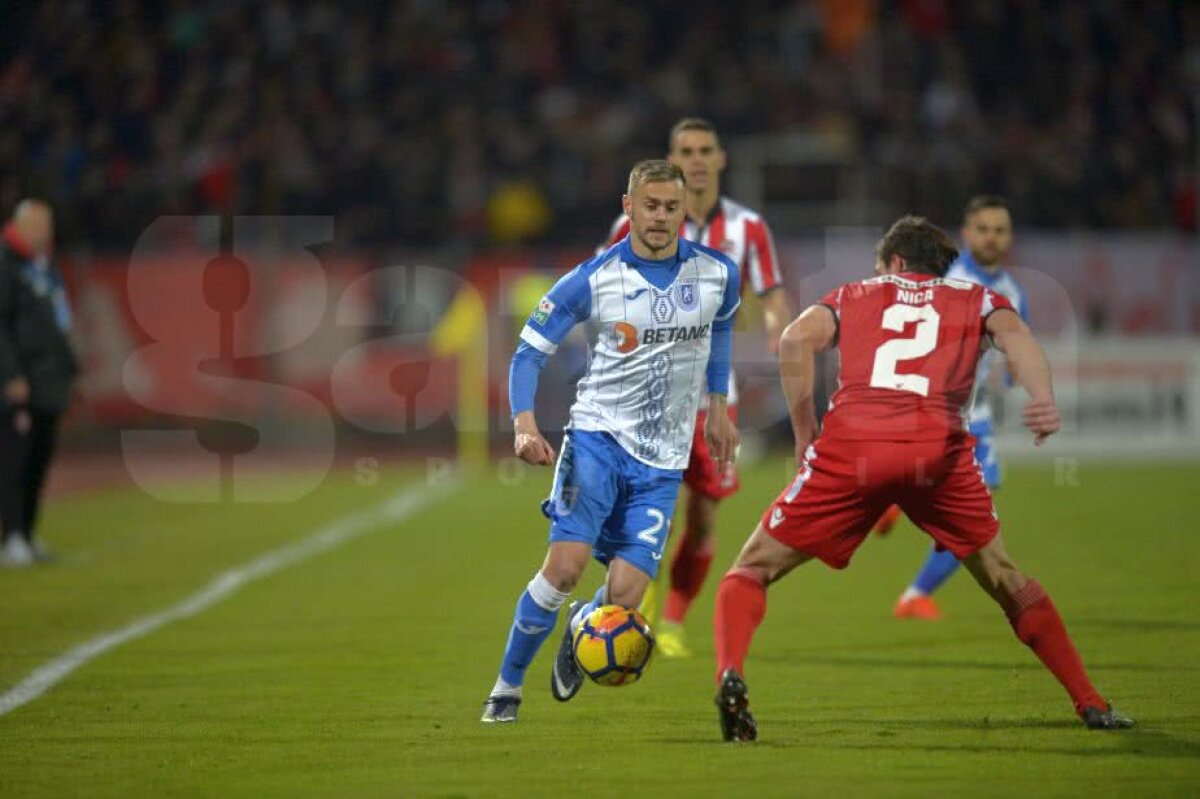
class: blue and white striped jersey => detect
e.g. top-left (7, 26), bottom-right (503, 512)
top-left (516, 237), bottom-right (740, 470)
top-left (946, 251), bottom-right (1028, 425)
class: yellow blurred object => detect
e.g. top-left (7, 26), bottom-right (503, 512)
top-left (655, 622), bottom-right (693, 659)
top-left (487, 180), bottom-right (552, 244)
top-left (431, 287), bottom-right (488, 471)
top-left (430, 285), bottom-right (485, 357)
top-left (638, 578), bottom-right (660, 626)
top-left (509, 272), bottom-right (555, 340)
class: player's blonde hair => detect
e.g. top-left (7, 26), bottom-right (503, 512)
top-left (626, 159), bottom-right (685, 196)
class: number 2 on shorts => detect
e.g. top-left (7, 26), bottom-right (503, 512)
top-left (636, 508), bottom-right (666, 545)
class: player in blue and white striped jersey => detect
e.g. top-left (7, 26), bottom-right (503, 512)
top-left (887, 196), bottom-right (1030, 620)
top-left (482, 160), bottom-right (741, 723)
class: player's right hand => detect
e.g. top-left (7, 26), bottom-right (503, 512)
top-left (1022, 398), bottom-right (1060, 446)
top-left (514, 431), bottom-right (557, 465)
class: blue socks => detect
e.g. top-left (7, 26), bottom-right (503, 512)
top-left (570, 584), bottom-right (609, 633)
top-left (497, 573), bottom-right (569, 688)
top-left (911, 545), bottom-right (960, 595)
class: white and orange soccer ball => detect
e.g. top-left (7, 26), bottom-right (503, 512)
top-left (572, 605), bottom-right (656, 686)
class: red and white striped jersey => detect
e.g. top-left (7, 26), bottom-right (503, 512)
top-left (602, 196), bottom-right (783, 298)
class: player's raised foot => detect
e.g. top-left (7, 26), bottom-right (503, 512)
top-left (480, 694), bottom-right (521, 723)
top-left (656, 621), bottom-right (692, 658)
top-left (715, 668), bottom-right (757, 742)
top-left (893, 593), bottom-right (941, 620)
top-left (1080, 704), bottom-right (1135, 730)
top-left (551, 601), bottom-right (585, 702)
top-left (872, 504), bottom-right (902, 536)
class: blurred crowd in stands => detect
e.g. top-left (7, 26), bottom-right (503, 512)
top-left (1, 0), bottom-right (1197, 250)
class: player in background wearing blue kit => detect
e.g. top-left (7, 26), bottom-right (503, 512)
top-left (482, 160), bottom-right (741, 723)
top-left (884, 196), bottom-right (1029, 620)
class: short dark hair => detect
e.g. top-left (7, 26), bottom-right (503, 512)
top-left (963, 195), bottom-right (1010, 221)
top-left (627, 159), bottom-right (685, 195)
top-left (876, 215), bottom-right (959, 277)
top-left (669, 117), bottom-right (720, 149)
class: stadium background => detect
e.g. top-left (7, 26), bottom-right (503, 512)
top-left (1, 2), bottom-right (1198, 796)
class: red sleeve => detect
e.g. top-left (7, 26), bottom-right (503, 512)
top-left (816, 285), bottom-right (845, 344)
top-left (598, 215), bottom-right (631, 254)
top-left (818, 285), bottom-right (844, 319)
top-left (979, 287), bottom-right (1016, 333)
top-left (744, 216), bottom-right (782, 295)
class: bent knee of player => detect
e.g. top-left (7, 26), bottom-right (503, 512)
top-left (540, 567), bottom-right (582, 594)
top-left (964, 539), bottom-right (1028, 601)
top-left (731, 525), bottom-right (796, 585)
top-left (606, 559), bottom-right (651, 606)
top-left (541, 544), bottom-right (591, 593)
top-left (608, 580), bottom-right (649, 608)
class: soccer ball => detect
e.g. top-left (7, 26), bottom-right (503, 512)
top-left (572, 604), bottom-right (655, 686)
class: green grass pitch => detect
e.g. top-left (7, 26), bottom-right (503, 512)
top-left (0, 458), bottom-right (1197, 797)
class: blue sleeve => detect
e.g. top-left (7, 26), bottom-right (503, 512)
top-left (517, 264), bottom-right (592, 355)
top-left (707, 315), bottom-right (733, 395)
top-left (509, 342), bottom-right (549, 416)
top-left (707, 258), bottom-right (741, 395)
top-left (509, 263), bottom-right (593, 417)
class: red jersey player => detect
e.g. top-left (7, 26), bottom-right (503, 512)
top-left (711, 216), bottom-right (1133, 741)
top-left (602, 118), bottom-right (792, 657)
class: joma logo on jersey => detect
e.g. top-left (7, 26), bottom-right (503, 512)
top-left (641, 323), bottom-right (710, 345)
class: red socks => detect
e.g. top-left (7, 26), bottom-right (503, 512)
top-left (663, 529), bottom-right (715, 624)
top-left (713, 568), bottom-right (767, 683)
top-left (1005, 580), bottom-right (1106, 714)
top-left (714, 570), bottom-right (1106, 712)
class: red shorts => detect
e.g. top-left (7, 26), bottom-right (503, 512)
top-left (763, 435), bottom-right (999, 569)
top-left (683, 407), bottom-right (740, 500)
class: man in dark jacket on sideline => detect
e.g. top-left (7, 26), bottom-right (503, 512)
top-left (0, 199), bottom-right (77, 567)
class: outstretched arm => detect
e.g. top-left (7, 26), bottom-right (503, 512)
top-left (778, 304), bottom-right (837, 461)
top-left (985, 307), bottom-right (1059, 446)
top-left (508, 264), bottom-right (592, 464)
top-left (704, 255), bottom-right (743, 468)
top-left (509, 345), bottom-right (557, 465)
top-left (704, 311), bottom-right (739, 469)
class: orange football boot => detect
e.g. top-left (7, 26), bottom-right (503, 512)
top-left (893, 594), bottom-right (942, 620)
top-left (872, 504), bottom-right (903, 536)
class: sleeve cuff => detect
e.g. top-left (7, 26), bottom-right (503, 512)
top-left (519, 325), bottom-right (558, 354)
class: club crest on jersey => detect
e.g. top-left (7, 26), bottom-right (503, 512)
top-left (613, 321), bottom-right (639, 353)
top-left (676, 280), bottom-right (698, 311)
top-left (651, 288), bottom-right (676, 323)
top-left (533, 296), bottom-right (555, 325)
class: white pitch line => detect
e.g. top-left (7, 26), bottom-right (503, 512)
top-left (0, 480), bottom-right (455, 717)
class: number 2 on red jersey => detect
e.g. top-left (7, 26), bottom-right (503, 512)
top-left (868, 303), bottom-right (941, 397)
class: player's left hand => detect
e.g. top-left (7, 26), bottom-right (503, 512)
top-left (705, 408), bottom-right (740, 470)
top-left (1022, 398), bottom-right (1060, 446)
